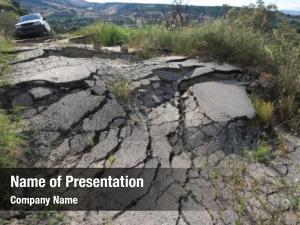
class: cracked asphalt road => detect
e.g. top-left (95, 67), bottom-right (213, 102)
top-left (1, 44), bottom-right (299, 225)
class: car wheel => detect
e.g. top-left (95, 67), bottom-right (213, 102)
top-left (42, 30), bottom-right (50, 37)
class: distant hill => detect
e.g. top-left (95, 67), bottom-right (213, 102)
top-left (16, 0), bottom-right (229, 21)
top-left (15, 0), bottom-right (231, 32)
top-left (281, 10), bottom-right (300, 16)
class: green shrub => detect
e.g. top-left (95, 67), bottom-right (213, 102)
top-left (252, 144), bottom-right (272, 163)
top-left (253, 98), bottom-right (274, 125)
top-left (111, 76), bottom-right (134, 103)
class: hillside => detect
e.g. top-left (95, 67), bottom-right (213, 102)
top-left (16, 0), bottom-right (229, 31)
top-left (16, 0), bottom-right (228, 19)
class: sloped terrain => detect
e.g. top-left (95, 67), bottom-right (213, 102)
top-left (0, 44), bottom-right (299, 225)
top-left (16, 0), bottom-right (226, 21)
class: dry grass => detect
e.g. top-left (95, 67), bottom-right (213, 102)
top-left (111, 76), bottom-right (134, 103)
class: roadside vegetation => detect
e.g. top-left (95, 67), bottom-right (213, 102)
top-left (0, 36), bottom-right (15, 82)
top-left (75, 23), bottom-right (136, 46)
top-left (0, 0), bottom-right (24, 168)
top-left (0, 109), bottom-right (24, 167)
top-left (76, 0), bottom-right (300, 134)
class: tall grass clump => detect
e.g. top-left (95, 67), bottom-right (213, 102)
top-left (130, 21), bottom-right (270, 67)
top-left (111, 76), bottom-right (134, 103)
top-left (130, 26), bottom-right (178, 54)
top-left (76, 23), bottom-right (136, 46)
top-left (253, 98), bottom-right (274, 125)
top-left (200, 21), bottom-right (268, 67)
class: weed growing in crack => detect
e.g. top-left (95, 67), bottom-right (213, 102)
top-left (235, 197), bottom-right (246, 225)
top-left (107, 154), bottom-right (117, 167)
top-left (110, 76), bottom-right (134, 103)
top-left (87, 133), bottom-right (95, 146)
top-left (253, 98), bottom-right (274, 125)
top-left (130, 112), bottom-right (141, 126)
top-left (103, 216), bottom-right (113, 225)
top-left (252, 144), bottom-right (272, 164)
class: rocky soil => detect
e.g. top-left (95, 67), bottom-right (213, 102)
top-left (0, 44), bottom-right (299, 225)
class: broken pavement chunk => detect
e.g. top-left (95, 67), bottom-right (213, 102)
top-left (191, 81), bottom-right (255, 122)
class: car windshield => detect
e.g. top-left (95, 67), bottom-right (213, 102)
top-left (20, 14), bottom-right (41, 22)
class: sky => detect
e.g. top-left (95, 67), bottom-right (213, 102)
top-left (85, 0), bottom-right (300, 10)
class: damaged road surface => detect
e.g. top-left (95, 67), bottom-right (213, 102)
top-left (1, 45), bottom-right (299, 225)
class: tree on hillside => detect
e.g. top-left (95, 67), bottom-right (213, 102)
top-left (162, 0), bottom-right (190, 28)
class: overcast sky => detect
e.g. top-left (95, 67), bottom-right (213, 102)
top-left (85, 0), bottom-right (300, 10)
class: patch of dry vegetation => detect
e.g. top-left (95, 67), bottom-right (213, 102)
top-left (110, 76), bottom-right (134, 103)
